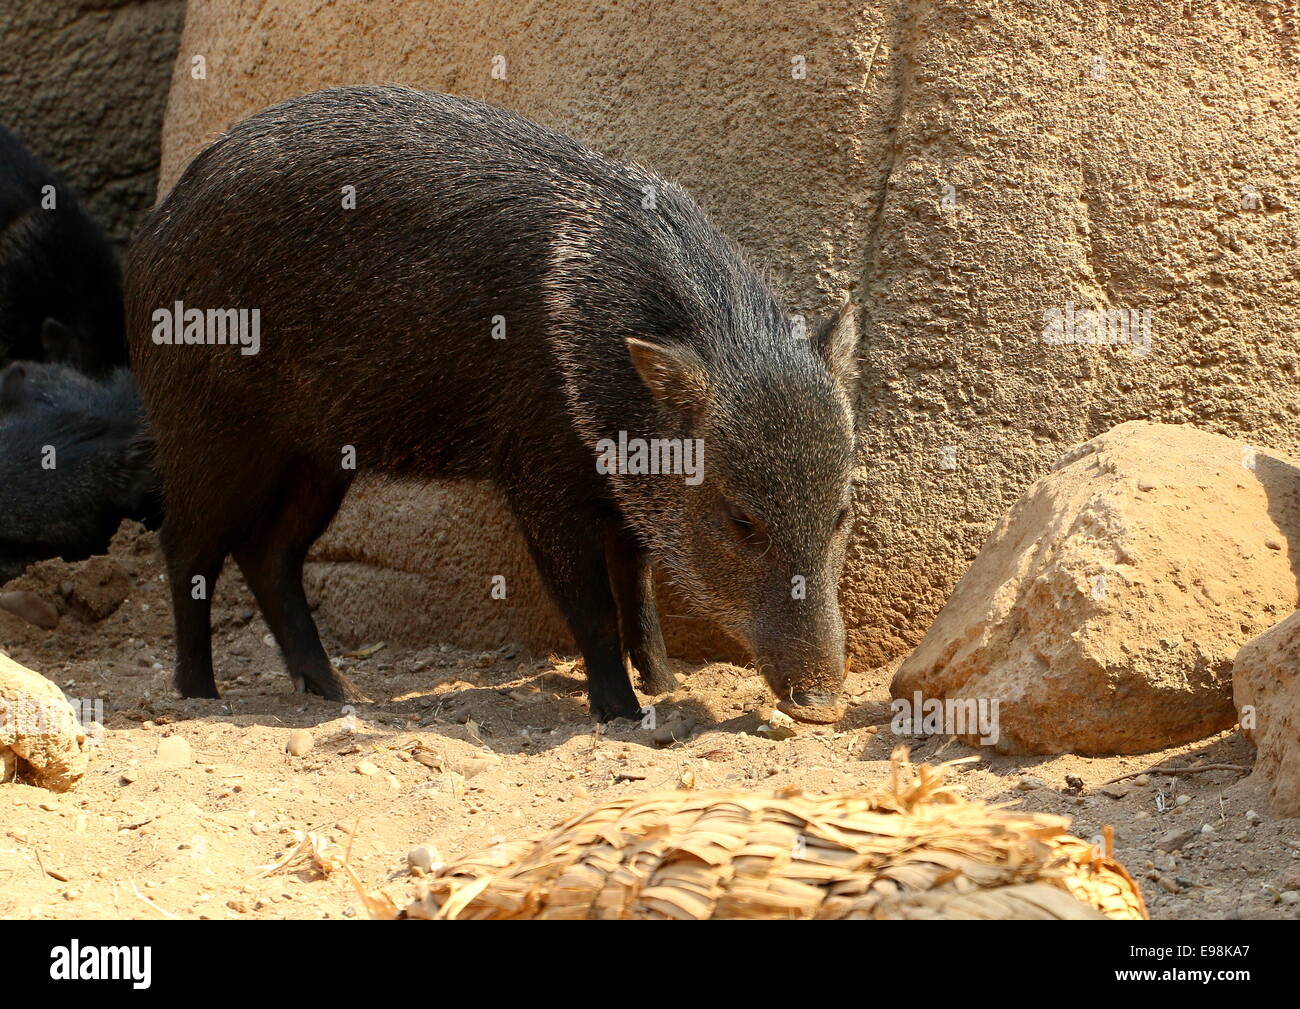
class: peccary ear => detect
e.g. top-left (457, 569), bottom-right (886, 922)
top-left (40, 317), bottom-right (79, 365)
top-left (0, 363), bottom-right (27, 413)
top-left (625, 338), bottom-right (711, 420)
top-left (815, 296), bottom-right (858, 388)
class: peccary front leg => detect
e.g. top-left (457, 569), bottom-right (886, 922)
top-left (165, 546), bottom-right (224, 699)
top-left (509, 497), bottom-right (642, 722)
top-left (606, 530), bottom-right (677, 695)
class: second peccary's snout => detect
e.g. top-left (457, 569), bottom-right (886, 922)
top-left (617, 300), bottom-right (859, 722)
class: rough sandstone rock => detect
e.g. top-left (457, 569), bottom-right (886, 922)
top-left (1233, 612), bottom-right (1300, 817)
top-left (893, 421), bottom-right (1300, 755)
top-left (157, 2), bottom-right (1300, 670)
top-left (0, 652), bottom-right (90, 791)
top-left (0, 0), bottom-right (183, 245)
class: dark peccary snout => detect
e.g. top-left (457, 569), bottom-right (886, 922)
top-left (126, 86), bottom-right (858, 721)
top-left (0, 362), bottom-right (160, 583)
top-left (0, 126), bottom-right (127, 375)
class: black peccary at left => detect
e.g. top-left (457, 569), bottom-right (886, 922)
top-left (126, 86), bottom-right (859, 723)
top-left (0, 362), bottom-right (159, 583)
top-left (0, 125), bottom-right (127, 375)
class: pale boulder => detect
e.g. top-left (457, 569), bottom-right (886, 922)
top-left (0, 652), bottom-right (91, 791)
top-left (1233, 612), bottom-right (1300, 817)
top-left (893, 421), bottom-right (1300, 755)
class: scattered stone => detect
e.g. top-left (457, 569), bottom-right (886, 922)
top-left (285, 730), bottom-right (313, 757)
top-left (652, 716), bottom-right (697, 747)
top-left (407, 843), bottom-right (441, 872)
top-left (1200, 823), bottom-right (1216, 835)
top-left (1156, 828), bottom-right (1197, 853)
top-left (1015, 775), bottom-right (1047, 791)
top-left (0, 591), bottom-right (59, 629)
top-left (155, 736), bottom-right (192, 766)
top-left (1157, 876), bottom-right (1182, 894)
top-left (1101, 782), bottom-right (1131, 799)
top-left (1176, 794), bottom-right (1191, 806)
top-left (355, 760), bottom-right (379, 776)
top-left (1133, 774), bottom-right (1150, 786)
top-left (1246, 809), bottom-right (1263, 825)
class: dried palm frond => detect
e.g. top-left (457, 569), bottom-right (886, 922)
top-left (401, 750), bottom-right (1147, 920)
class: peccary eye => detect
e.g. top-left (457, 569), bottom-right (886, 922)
top-left (725, 501), bottom-right (757, 540)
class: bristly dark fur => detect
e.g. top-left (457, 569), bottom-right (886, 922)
top-left (0, 125), bottom-right (126, 375)
top-left (0, 362), bottom-right (159, 583)
top-left (126, 86), bottom-right (858, 720)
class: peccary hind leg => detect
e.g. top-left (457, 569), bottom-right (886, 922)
top-left (606, 530), bottom-right (676, 695)
top-left (231, 464), bottom-right (366, 703)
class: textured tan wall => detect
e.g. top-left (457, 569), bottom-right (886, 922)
top-left (0, 0), bottom-right (184, 245)
top-left (154, 1), bottom-right (1300, 667)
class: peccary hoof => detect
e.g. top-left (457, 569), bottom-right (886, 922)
top-left (635, 664), bottom-right (679, 696)
top-left (592, 702), bottom-right (644, 724)
top-left (777, 692), bottom-right (845, 725)
top-left (299, 670), bottom-right (370, 705)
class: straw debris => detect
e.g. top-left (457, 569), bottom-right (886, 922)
top-left (401, 750), bottom-right (1147, 920)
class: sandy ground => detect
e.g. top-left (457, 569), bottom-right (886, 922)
top-left (1, 523), bottom-right (1298, 920)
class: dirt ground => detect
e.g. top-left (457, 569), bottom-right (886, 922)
top-left (1, 523), bottom-right (1298, 920)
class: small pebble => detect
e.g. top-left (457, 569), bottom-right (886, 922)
top-left (652, 717), bottom-right (697, 747)
top-left (285, 730), bottom-right (313, 757)
top-left (1156, 828), bottom-right (1197, 853)
top-left (407, 843), bottom-right (441, 873)
top-left (155, 736), bottom-right (191, 766)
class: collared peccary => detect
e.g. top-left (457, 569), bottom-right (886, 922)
top-left (0, 125), bottom-right (127, 375)
top-left (0, 361), bottom-right (160, 583)
top-left (127, 86), bottom-right (858, 722)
